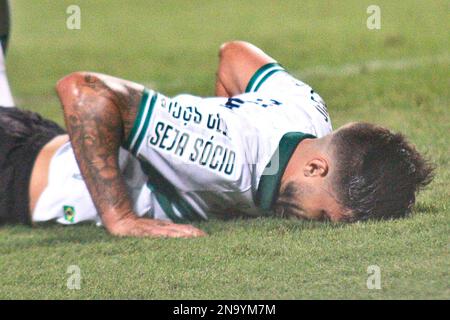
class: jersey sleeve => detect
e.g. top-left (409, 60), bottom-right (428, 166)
top-left (245, 62), bottom-right (287, 93)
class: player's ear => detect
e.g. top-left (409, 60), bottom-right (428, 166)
top-left (303, 158), bottom-right (328, 177)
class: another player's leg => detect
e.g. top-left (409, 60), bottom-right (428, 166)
top-left (0, 0), bottom-right (10, 53)
top-left (0, 0), bottom-right (14, 107)
top-left (215, 41), bottom-right (276, 97)
top-left (0, 49), bottom-right (14, 107)
top-left (0, 107), bottom-right (66, 225)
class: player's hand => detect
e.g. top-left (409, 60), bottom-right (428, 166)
top-left (109, 216), bottom-right (207, 238)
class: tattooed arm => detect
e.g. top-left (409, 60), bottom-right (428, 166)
top-left (56, 72), bottom-right (205, 238)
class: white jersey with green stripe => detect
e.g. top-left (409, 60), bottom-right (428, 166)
top-left (32, 63), bottom-right (332, 225)
top-left (124, 63), bottom-right (332, 222)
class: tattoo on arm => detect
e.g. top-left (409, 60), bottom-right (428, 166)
top-left (61, 74), bottom-right (143, 226)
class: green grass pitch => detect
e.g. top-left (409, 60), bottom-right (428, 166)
top-left (0, 0), bottom-right (448, 299)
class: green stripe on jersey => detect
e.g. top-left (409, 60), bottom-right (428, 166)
top-left (124, 89), bottom-right (151, 150)
top-left (253, 68), bottom-right (284, 92)
top-left (142, 162), bottom-right (205, 223)
top-left (131, 93), bottom-right (157, 155)
top-left (124, 89), bottom-right (158, 156)
top-left (148, 184), bottom-right (185, 223)
top-left (245, 62), bottom-right (285, 93)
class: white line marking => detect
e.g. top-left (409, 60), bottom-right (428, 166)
top-left (294, 53), bottom-right (450, 79)
top-left (10, 53), bottom-right (450, 104)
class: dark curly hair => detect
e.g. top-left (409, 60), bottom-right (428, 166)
top-left (331, 122), bottom-right (434, 221)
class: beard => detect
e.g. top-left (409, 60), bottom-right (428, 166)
top-left (273, 181), bottom-right (305, 219)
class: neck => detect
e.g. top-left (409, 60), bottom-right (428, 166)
top-left (281, 138), bottom-right (315, 184)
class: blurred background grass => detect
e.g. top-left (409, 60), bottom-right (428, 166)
top-left (8, 0), bottom-right (449, 117)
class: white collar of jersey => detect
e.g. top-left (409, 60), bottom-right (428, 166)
top-left (256, 132), bottom-right (316, 213)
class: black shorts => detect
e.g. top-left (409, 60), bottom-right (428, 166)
top-left (0, 107), bottom-right (66, 225)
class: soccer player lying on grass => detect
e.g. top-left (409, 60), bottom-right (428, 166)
top-left (0, 41), bottom-right (434, 238)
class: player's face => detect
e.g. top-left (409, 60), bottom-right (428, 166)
top-left (274, 132), bottom-right (352, 222)
top-left (274, 181), bottom-right (348, 222)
